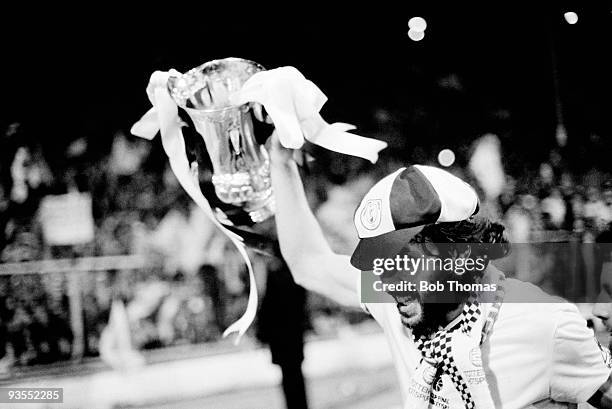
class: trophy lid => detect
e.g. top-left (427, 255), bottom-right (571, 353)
top-left (168, 57), bottom-right (265, 111)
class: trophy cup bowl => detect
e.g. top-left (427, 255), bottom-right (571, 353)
top-left (167, 58), bottom-right (274, 223)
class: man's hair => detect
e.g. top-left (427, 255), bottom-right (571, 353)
top-left (410, 217), bottom-right (511, 272)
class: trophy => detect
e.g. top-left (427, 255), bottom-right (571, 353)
top-left (131, 58), bottom-right (386, 342)
top-left (167, 57), bottom-right (274, 223)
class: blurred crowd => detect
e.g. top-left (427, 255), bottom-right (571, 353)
top-left (1, 114), bottom-right (612, 374)
top-left (0, 125), bottom-right (253, 372)
top-left (0, 124), bottom-right (360, 373)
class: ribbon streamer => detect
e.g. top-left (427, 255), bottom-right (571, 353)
top-left (229, 66), bottom-right (387, 163)
top-left (131, 70), bottom-right (255, 343)
top-left (130, 66), bottom-right (387, 343)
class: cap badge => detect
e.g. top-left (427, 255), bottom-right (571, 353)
top-left (360, 199), bottom-right (382, 230)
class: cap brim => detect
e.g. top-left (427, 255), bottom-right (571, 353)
top-left (350, 226), bottom-right (424, 271)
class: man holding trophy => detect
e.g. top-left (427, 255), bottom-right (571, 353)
top-left (268, 129), bottom-right (612, 408)
top-left (133, 57), bottom-right (612, 408)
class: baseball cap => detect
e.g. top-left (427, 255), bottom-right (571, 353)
top-left (350, 165), bottom-right (479, 270)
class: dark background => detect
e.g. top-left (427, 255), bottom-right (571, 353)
top-left (1, 6), bottom-right (612, 392)
top-left (2, 5), bottom-right (611, 172)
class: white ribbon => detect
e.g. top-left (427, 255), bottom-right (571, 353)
top-left (229, 66), bottom-right (387, 163)
top-left (131, 70), bottom-right (255, 344)
top-left (130, 66), bottom-right (387, 343)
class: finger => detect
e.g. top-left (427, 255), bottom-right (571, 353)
top-left (252, 103), bottom-right (264, 122)
top-left (293, 151), bottom-right (304, 166)
top-left (262, 106), bottom-right (274, 124)
top-left (265, 130), bottom-right (279, 151)
top-left (269, 130), bottom-right (279, 145)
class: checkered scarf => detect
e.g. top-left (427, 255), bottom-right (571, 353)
top-left (413, 300), bottom-right (481, 408)
top-left (412, 279), bottom-right (505, 409)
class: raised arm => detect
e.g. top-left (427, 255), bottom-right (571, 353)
top-left (268, 132), bottom-right (360, 308)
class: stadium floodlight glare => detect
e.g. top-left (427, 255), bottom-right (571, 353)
top-left (438, 149), bottom-right (456, 167)
top-left (408, 16), bottom-right (427, 32)
top-left (563, 11), bottom-right (578, 25)
top-left (407, 29), bottom-right (425, 42)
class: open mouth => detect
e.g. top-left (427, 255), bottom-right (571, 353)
top-left (397, 304), bottom-right (423, 329)
top-left (393, 291), bottom-right (420, 305)
top-left (395, 295), bottom-right (415, 305)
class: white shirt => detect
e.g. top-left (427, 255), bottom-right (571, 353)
top-left (363, 278), bottom-right (611, 408)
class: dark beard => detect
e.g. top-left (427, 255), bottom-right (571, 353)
top-left (406, 272), bottom-right (478, 339)
top-left (410, 302), bottom-right (462, 339)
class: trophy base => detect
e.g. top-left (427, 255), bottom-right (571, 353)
top-left (245, 196), bottom-right (275, 223)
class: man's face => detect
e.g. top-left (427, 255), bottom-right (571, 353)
top-left (380, 245), bottom-right (473, 335)
top-left (380, 256), bottom-right (443, 328)
top-left (593, 261), bottom-right (612, 338)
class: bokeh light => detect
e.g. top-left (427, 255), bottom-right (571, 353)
top-left (437, 149), bottom-right (455, 167)
top-left (408, 16), bottom-right (427, 32)
top-left (563, 11), bottom-right (578, 25)
top-left (407, 29), bottom-right (425, 42)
